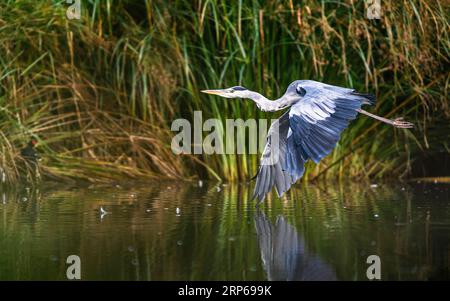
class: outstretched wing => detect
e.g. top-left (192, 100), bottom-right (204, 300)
top-left (285, 81), bottom-right (374, 179)
top-left (252, 111), bottom-right (297, 202)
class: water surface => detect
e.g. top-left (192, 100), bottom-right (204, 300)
top-left (0, 181), bottom-right (449, 280)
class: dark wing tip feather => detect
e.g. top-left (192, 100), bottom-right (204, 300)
top-left (251, 165), bottom-right (267, 202)
top-left (351, 91), bottom-right (376, 105)
top-left (250, 169), bottom-right (260, 181)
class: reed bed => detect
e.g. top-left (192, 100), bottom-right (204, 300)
top-left (0, 0), bottom-right (448, 184)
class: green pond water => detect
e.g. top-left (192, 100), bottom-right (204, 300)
top-left (0, 181), bottom-right (449, 281)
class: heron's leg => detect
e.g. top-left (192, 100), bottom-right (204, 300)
top-left (357, 109), bottom-right (414, 129)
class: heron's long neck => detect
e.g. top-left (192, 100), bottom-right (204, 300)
top-left (247, 91), bottom-right (297, 112)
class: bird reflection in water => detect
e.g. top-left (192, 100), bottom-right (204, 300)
top-left (254, 210), bottom-right (337, 281)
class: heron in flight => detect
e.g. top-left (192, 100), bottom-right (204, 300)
top-left (201, 80), bottom-right (413, 203)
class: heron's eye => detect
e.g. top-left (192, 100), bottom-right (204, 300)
top-left (228, 89), bottom-right (235, 93)
top-left (296, 85), bottom-right (306, 96)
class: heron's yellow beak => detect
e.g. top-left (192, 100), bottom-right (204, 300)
top-left (201, 89), bottom-right (227, 96)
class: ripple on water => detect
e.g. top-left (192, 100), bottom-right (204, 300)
top-left (0, 182), bottom-right (449, 280)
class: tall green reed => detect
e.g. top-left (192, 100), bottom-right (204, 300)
top-left (0, 0), bottom-right (448, 184)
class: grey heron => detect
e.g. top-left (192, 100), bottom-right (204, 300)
top-left (202, 80), bottom-right (413, 203)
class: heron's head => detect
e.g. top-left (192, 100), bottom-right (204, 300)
top-left (201, 86), bottom-right (249, 99)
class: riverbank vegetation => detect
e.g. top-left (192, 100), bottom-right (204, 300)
top-left (0, 0), bottom-right (448, 184)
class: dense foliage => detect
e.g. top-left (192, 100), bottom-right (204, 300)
top-left (0, 0), bottom-right (448, 184)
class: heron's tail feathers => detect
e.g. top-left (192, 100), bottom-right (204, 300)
top-left (352, 92), bottom-right (376, 105)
